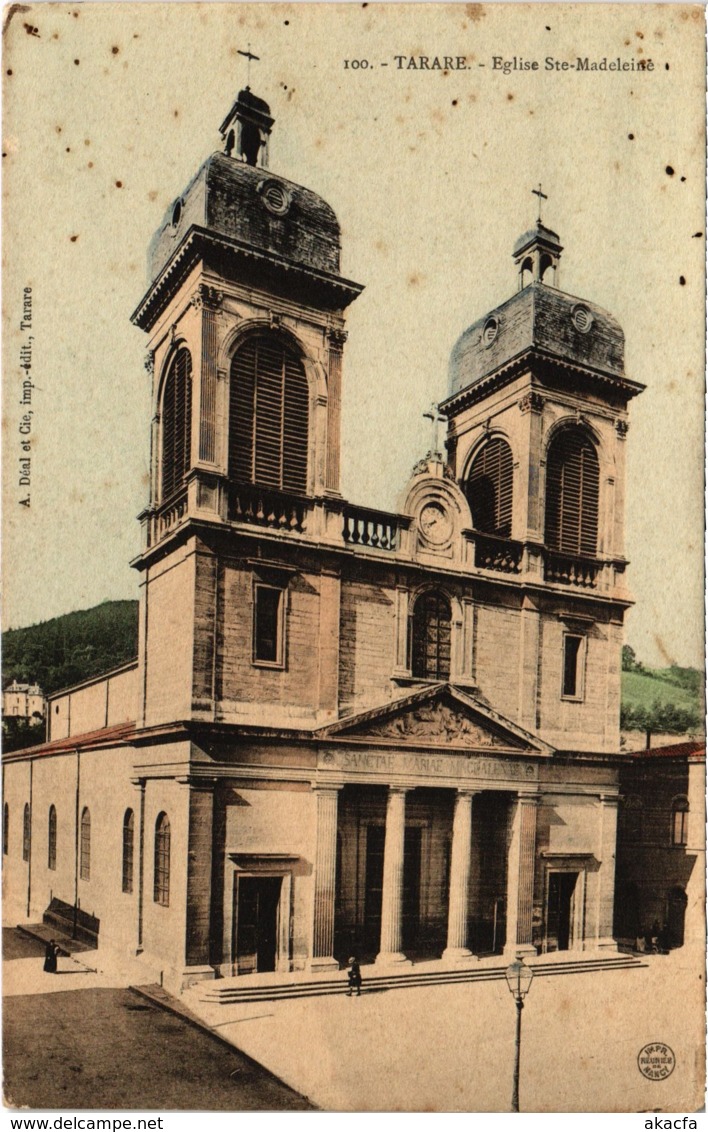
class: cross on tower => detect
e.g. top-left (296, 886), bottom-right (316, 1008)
top-left (423, 403), bottom-right (446, 457)
top-left (238, 45), bottom-right (260, 86)
top-left (532, 183), bottom-right (548, 223)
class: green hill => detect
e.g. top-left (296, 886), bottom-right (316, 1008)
top-left (621, 666), bottom-right (704, 734)
top-left (3, 600), bottom-right (139, 697)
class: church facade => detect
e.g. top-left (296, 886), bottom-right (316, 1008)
top-left (3, 88), bottom-right (647, 990)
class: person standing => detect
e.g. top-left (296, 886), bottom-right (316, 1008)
top-left (43, 939), bottom-right (59, 974)
top-left (346, 956), bottom-right (362, 997)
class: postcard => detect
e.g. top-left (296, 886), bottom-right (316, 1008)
top-left (2, 2), bottom-right (705, 1117)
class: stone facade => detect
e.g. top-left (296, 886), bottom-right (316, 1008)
top-left (2, 87), bottom-right (653, 992)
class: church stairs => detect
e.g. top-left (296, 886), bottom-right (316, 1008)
top-left (195, 954), bottom-right (645, 1006)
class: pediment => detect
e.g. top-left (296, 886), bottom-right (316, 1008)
top-left (318, 684), bottom-right (553, 756)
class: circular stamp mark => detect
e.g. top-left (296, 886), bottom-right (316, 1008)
top-left (638, 1042), bottom-right (676, 1081)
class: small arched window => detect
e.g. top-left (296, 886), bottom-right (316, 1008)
top-left (154, 813), bottom-right (171, 907)
top-left (671, 796), bottom-right (689, 846)
top-left (48, 805), bottom-right (57, 871)
top-left (229, 333), bottom-right (309, 494)
top-left (80, 807), bottom-right (91, 881)
top-left (22, 803), bottom-right (31, 863)
top-left (466, 437), bottom-right (513, 537)
top-left (122, 809), bottom-right (135, 894)
top-left (545, 428), bottom-right (600, 556)
top-left (3, 803), bottom-right (8, 856)
top-left (161, 348), bottom-right (192, 501)
top-left (410, 591), bottom-right (452, 680)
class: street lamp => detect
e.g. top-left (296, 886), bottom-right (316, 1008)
top-left (505, 955), bottom-right (534, 1113)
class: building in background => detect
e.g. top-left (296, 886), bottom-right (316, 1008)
top-left (615, 740), bottom-right (705, 951)
top-left (3, 85), bottom-right (661, 992)
top-left (2, 681), bottom-right (45, 723)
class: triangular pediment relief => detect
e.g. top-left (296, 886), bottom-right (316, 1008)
top-left (318, 684), bottom-right (553, 756)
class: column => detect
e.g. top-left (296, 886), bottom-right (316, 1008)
top-left (504, 792), bottom-right (539, 958)
top-left (310, 786), bottom-right (341, 971)
top-left (443, 789), bottom-right (477, 963)
top-left (594, 793), bottom-right (620, 952)
top-left (376, 787), bottom-right (412, 966)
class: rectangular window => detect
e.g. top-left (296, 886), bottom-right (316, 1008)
top-left (253, 585), bottom-right (284, 665)
top-left (562, 634), bottom-right (585, 699)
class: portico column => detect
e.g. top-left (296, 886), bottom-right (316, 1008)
top-left (443, 789), bottom-right (477, 963)
top-left (504, 791), bottom-right (539, 958)
top-left (376, 787), bottom-right (412, 966)
top-left (310, 785), bottom-right (341, 972)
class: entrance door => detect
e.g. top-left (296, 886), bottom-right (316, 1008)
top-left (546, 872), bottom-right (578, 952)
top-left (234, 876), bottom-right (282, 974)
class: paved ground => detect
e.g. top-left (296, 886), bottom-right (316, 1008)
top-left (3, 927), bottom-right (704, 1113)
top-left (185, 948), bottom-right (706, 1112)
top-left (2, 931), bottom-right (313, 1111)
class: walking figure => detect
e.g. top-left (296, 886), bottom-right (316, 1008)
top-left (43, 939), bottom-right (59, 974)
top-left (346, 956), bottom-right (362, 997)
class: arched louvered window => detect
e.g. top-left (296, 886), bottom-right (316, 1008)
top-left (545, 429), bottom-right (600, 556)
top-left (122, 809), bottom-right (134, 894)
top-left (22, 803), bottom-right (31, 862)
top-left (229, 334), bottom-right (309, 493)
top-left (466, 437), bottom-right (513, 537)
top-left (411, 591), bottom-right (452, 680)
top-left (80, 807), bottom-right (91, 881)
top-left (161, 348), bottom-right (192, 501)
top-left (48, 805), bottom-right (57, 871)
top-left (154, 812), bottom-right (171, 907)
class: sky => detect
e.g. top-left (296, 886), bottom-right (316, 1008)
top-left (2, 2), bottom-right (705, 670)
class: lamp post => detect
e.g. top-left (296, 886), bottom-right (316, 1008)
top-left (505, 955), bottom-right (534, 1113)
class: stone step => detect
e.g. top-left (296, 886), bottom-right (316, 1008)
top-left (198, 955), bottom-right (646, 1005)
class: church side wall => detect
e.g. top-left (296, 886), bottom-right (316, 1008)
top-left (47, 666), bottom-right (138, 742)
top-left (3, 748), bottom-right (140, 953)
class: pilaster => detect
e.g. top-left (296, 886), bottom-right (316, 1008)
top-left (504, 791), bottom-right (539, 958)
top-left (310, 785), bottom-right (342, 971)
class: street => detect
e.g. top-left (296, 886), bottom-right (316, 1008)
top-left (2, 931), bottom-right (314, 1111)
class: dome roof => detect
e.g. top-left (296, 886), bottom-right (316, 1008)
top-left (147, 152), bottom-right (341, 284)
top-left (448, 283), bottom-right (625, 397)
top-left (513, 222), bottom-right (562, 257)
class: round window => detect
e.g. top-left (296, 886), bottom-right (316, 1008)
top-left (572, 305), bottom-right (593, 333)
top-left (171, 199), bottom-right (182, 227)
top-left (258, 179), bottom-right (291, 216)
top-left (482, 317), bottom-right (499, 347)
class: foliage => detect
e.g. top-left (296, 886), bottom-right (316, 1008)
top-left (3, 600), bottom-right (139, 698)
top-left (620, 699), bottom-right (702, 735)
top-left (621, 645), bottom-right (643, 672)
top-left (2, 716), bottom-right (46, 753)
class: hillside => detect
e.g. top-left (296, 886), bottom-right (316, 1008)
top-left (3, 600), bottom-right (139, 697)
top-left (621, 665), bottom-right (704, 734)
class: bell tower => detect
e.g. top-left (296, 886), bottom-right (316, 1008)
top-left (131, 87), bottom-right (363, 728)
top-left (440, 198), bottom-right (644, 748)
